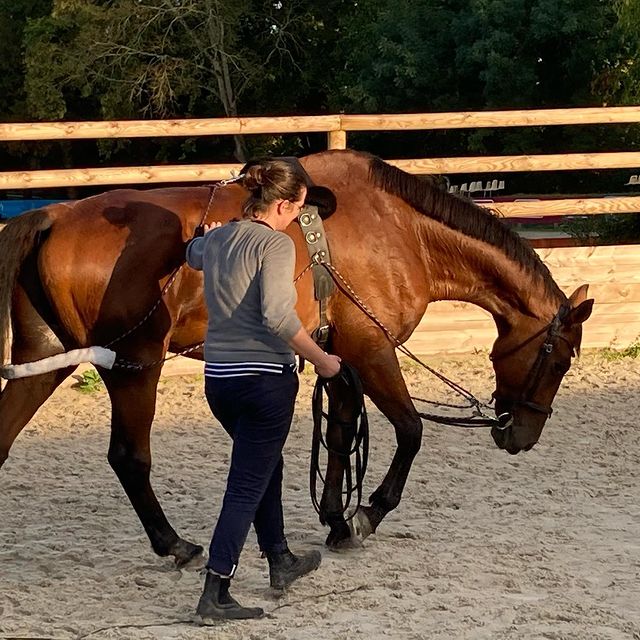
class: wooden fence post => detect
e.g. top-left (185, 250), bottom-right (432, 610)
top-left (327, 129), bottom-right (347, 149)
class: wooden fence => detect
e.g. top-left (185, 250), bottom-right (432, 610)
top-left (3, 107), bottom-right (640, 218)
top-left (1, 107), bottom-right (639, 354)
top-left (406, 245), bottom-right (640, 354)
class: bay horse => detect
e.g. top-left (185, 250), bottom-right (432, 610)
top-left (0, 150), bottom-right (593, 564)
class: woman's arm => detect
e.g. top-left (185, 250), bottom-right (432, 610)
top-left (185, 223), bottom-right (222, 270)
top-left (261, 235), bottom-right (341, 378)
top-left (287, 328), bottom-right (341, 378)
top-left (185, 237), bottom-right (205, 270)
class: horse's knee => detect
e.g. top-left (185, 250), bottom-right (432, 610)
top-left (398, 421), bottom-right (422, 457)
top-left (107, 442), bottom-right (151, 485)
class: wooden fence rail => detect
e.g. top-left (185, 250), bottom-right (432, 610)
top-left (0, 115), bottom-right (343, 141)
top-left (2, 107), bottom-right (639, 353)
top-left (2, 164), bottom-right (640, 219)
top-left (3, 107), bottom-right (640, 218)
top-left (3, 106), bottom-right (640, 141)
top-left (4, 151), bottom-right (640, 190)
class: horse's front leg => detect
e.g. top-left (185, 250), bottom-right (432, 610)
top-left (349, 346), bottom-right (423, 543)
top-left (318, 374), bottom-right (360, 548)
top-left (100, 365), bottom-right (203, 566)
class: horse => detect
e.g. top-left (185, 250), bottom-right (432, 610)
top-left (0, 150), bottom-right (593, 564)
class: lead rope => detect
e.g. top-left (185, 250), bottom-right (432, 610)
top-left (310, 361), bottom-right (369, 519)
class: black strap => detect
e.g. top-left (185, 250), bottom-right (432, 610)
top-left (310, 362), bottom-right (369, 519)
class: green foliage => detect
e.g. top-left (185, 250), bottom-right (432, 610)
top-left (595, 0), bottom-right (640, 104)
top-left (562, 213), bottom-right (640, 245)
top-left (2, 0), bottom-right (640, 192)
top-left (14, 0), bottom-right (354, 162)
top-left (0, 0), bottom-right (52, 119)
top-left (600, 340), bottom-right (640, 360)
top-left (336, 0), bottom-right (617, 114)
top-left (71, 368), bottom-right (103, 393)
top-left (334, 0), bottom-right (621, 161)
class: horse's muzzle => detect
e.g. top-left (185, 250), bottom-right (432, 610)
top-left (491, 423), bottom-right (512, 451)
top-left (491, 419), bottom-right (539, 454)
top-left (491, 420), bottom-right (524, 455)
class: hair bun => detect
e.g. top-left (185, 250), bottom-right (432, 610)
top-left (239, 158), bottom-right (306, 219)
top-left (242, 165), bottom-right (266, 193)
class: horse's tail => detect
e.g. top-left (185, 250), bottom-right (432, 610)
top-left (0, 208), bottom-right (55, 365)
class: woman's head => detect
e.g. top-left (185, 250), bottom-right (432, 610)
top-left (241, 160), bottom-right (307, 224)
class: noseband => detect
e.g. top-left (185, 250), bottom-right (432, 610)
top-left (489, 305), bottom-right (574, 428)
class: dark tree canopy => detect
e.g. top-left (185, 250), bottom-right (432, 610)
top-left (1, 0), bottom-right (639, 201)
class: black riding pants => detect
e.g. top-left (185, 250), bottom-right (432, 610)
top-left (204, 369), bottom-right (299, 577)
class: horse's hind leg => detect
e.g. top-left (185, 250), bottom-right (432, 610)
top-left (0, 283), bottom-right (75, 467)
top-left (0, 369), bottom-right (75, 468)
top-left (99, 365), bottom-right (203, 566)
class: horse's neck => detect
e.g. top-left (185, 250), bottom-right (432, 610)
top-left (423, 230), bottom-right (562, 324)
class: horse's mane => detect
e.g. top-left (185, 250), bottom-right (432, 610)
top-left (368, 156), bottom-right (564, 301)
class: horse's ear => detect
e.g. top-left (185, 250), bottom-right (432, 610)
top-left (567, 284), bottom-right (589, 307)
top-left (564, 284), bottom-right (594, 326)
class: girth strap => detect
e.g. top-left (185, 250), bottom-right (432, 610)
top-left (298, 205), bottom-right (335, 350)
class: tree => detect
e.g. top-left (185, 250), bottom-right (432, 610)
top-left (332, 0), bottom-right (624, 194)
top-left (24, 0), bottom-right (314, 160)
top-left (7, 0), bottom-right (639, 194)
top-left (0, 0), bottom-right (52, 120)
top-left (594, 0), bottom-right (640, 105)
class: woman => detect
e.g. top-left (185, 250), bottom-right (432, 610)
top-left (186, 159), bottom-right (342, 621)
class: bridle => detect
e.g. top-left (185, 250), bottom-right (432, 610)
top-left (489, 304), bottom-right (574, 428)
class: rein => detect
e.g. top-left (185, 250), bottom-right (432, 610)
top-left (312, 257), bottom-right (500, 429)
top-left (310, 362), bottom-right (369, 519)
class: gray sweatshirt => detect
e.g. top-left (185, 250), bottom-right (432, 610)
top-left (186, 220), bottom-right (302, 364)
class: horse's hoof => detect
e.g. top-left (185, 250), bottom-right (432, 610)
top-left (325, 520), bottom-right (356, 550)
top-left (328, 533), bottom-right (362, 551)
top-left (172, 540), bottom-right (204, 568)
top-left (348, 508), bottom-right (373, 543)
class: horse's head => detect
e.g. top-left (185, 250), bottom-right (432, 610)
top-left (489, 284), bottom-right (593, 454)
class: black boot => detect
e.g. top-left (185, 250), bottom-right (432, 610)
top-left (267, 548), bottom-right (322, 590)
top-left (194, 571), bottom-right (264, 622)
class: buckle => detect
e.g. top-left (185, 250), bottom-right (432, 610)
top-left (312, 324), bottom-right (330, 346)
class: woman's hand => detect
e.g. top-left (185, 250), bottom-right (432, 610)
top-left (314, 353), bottom-right (342, 379)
